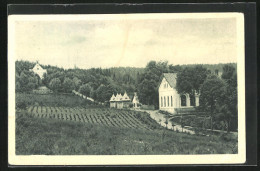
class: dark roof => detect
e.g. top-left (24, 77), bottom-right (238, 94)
top-left (163, 73), bottom-right (177, 88)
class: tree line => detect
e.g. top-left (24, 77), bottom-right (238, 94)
top-left (15, 60), bottom-right (143, 102)
top-left (15, 60), bottom-right (237, 132)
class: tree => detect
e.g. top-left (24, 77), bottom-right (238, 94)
top-left (49, 78), bottom-right (61, 92)
top-left (217, 65), bottom-right (237, 132)
top-left (17, 70), bottom-right (38, 92)
top-left (15, 81), bottom-right (21, 92)
top-left (79, 84), bottom-right (92, 97)
top-left (176, 65), bottom-right (209, 96)
top-left (221, 65), bottom-right (236, 83)
top-left (199, 75), bottom-right (226, 131)
top-left (72, 77), bottom-right (82, 91)
top-left (63, 77), bottom-right (75, 93)
top-left (137, 61), bottom-right (169, 108)
top-left (95, 84), bottom-right (115, 102)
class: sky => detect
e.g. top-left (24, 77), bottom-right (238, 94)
top-left (12, 14), bottom-right (238, 69)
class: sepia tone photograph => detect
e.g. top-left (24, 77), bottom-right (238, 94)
top-left (8, 12), bottom-right (245, 165)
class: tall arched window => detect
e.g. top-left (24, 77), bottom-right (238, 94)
top-left (181, 95), bottom-right (187, 106)
top-left (164, 96), bottom-right (166, 107)
top-left (161, 97), bottom-right (163, 107)
top-left (167, 96), bottom-right (169, 106)
top-left (190, 94), bottom-right (195, 106)
top-left (171, 96), bottom-right (173, 107)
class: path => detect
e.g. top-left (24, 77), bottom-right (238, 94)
top-left (136, 109), bottom-right (195, 134)
top-left (136, 109), bottom-right (237, 136)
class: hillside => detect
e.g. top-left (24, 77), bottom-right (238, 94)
top-left (15, 60), bottom-right (236, 104)
top-left (16, 109), bottom-right (237, 155)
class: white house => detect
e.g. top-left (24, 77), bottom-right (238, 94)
top-left (110, 92), bottom-right (131, 109)
top-left (158, 73), bottom-right (200, 114)
top-left (29, 62), bottom-right (47, 79)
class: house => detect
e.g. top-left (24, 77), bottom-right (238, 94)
top-left (29, 61), bottom-right (47, 79)
top-left (132, 92), bottom-right (140, 108)
top-left (32, 86), bottom-right (52, 94)
top-left (110, 92), bottom-right (131, 109)
top-left (158, 73), bottom-right (200, 114)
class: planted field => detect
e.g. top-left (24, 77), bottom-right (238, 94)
top-left (26, 106), bottom-right (161, 131)
top-left (16, 111), bottom-right (238, 155)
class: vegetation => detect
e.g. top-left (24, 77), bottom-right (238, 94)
top-left (15, 60), bottom-right (236, 104)
top-left (137, 61), bottom-right (182, 108)
top-left (16, 111), bottom-right (237, 155)
top-left (170, 115), bottom-right (237, 132)
top-left (199, 64), bottom-right (238, 132)
top-left (15, 60), bottom-right (238, 133)
top-left (16, 93), bottom-right (95, 108)
top-left (176, 65), bottom-right (209, 95)
top-left (199, 75), bottom-right (226, 130)
top-left (25, 105), bottom-right (161, 131)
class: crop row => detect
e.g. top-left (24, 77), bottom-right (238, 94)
top-left (27, 106), bottom-right (151, 130)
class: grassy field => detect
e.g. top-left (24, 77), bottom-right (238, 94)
top-left (16, 93), bottom-right (96, 107)
top-left (16, 110), bottom-right (237, 155)
top-left (170, 115), bottom-right (238, 132)
top-left (15, 93), bottom-right (237, 155)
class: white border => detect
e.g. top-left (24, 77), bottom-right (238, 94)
top-left (8, 13), bottom-right (245, 165)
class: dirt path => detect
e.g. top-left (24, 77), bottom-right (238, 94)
top-left (137, 109), bottom-right (238, 136)
top-left (136, 109), bottom-right (195, 134)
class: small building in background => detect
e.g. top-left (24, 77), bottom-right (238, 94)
top-left (110, 94), bottom-right (116, 108)
top-left (29, 61), bottom-right (47, 79)
top-left (110, 92), bottom-right (131, 109)
top-left (132, 92), bottom-right (140, 108)
top-left (32, 86), bottom-right (52, 94)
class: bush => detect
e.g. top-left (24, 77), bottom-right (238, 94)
top-left (219, 133), bottom-right (234, 142)
top-left (16, 101), bottom-right (28, 110)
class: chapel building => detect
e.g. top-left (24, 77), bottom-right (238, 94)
top-left (158, 73), bottom-right (200, 114)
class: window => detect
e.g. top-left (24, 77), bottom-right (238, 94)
top-left (167, 96), bottom-right (169, 106)
top-left (164, 96), bottom-right (166, 107)
top-left (181, 95), bottom-right (187, 106)
top-left (161, 97), bottom-right (163, 107)
top-left (190, 94), bottom-right (195, 106)
top-left (171, 96), bottom-right (173, 107)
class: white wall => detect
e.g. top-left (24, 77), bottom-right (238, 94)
top-left (158, 78), bottom-right (180, 114)
top-left (31, 64), bottom-right (47, 79)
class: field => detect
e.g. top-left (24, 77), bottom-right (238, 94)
top-left (15, 93), bottom-right (95, 107)
top-left (25, 106), bottom-right (161, 130)
top-left (15, 93), bottom-right (238, 155)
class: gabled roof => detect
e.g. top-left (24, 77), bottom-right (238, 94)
top-left (122, 92), bottom-right (130, 101)
top-left (110, 92), bottom-right (131, 102)
top-left (32, 63), bottom-right (45, 70)
top-left (115, 93), bottom-right (123, 101)
top-left (162, 73), bottom-right (177, 88)
top-left (110, 94), bottom-right (116, 102)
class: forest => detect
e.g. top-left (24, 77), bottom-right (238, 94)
top-left (15, 60), bottom-right (236, 105)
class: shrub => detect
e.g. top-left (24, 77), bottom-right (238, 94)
top-left (219, 133), bottom-right (234, 142)
top-left (16, 101), bottom-right (27, 110)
